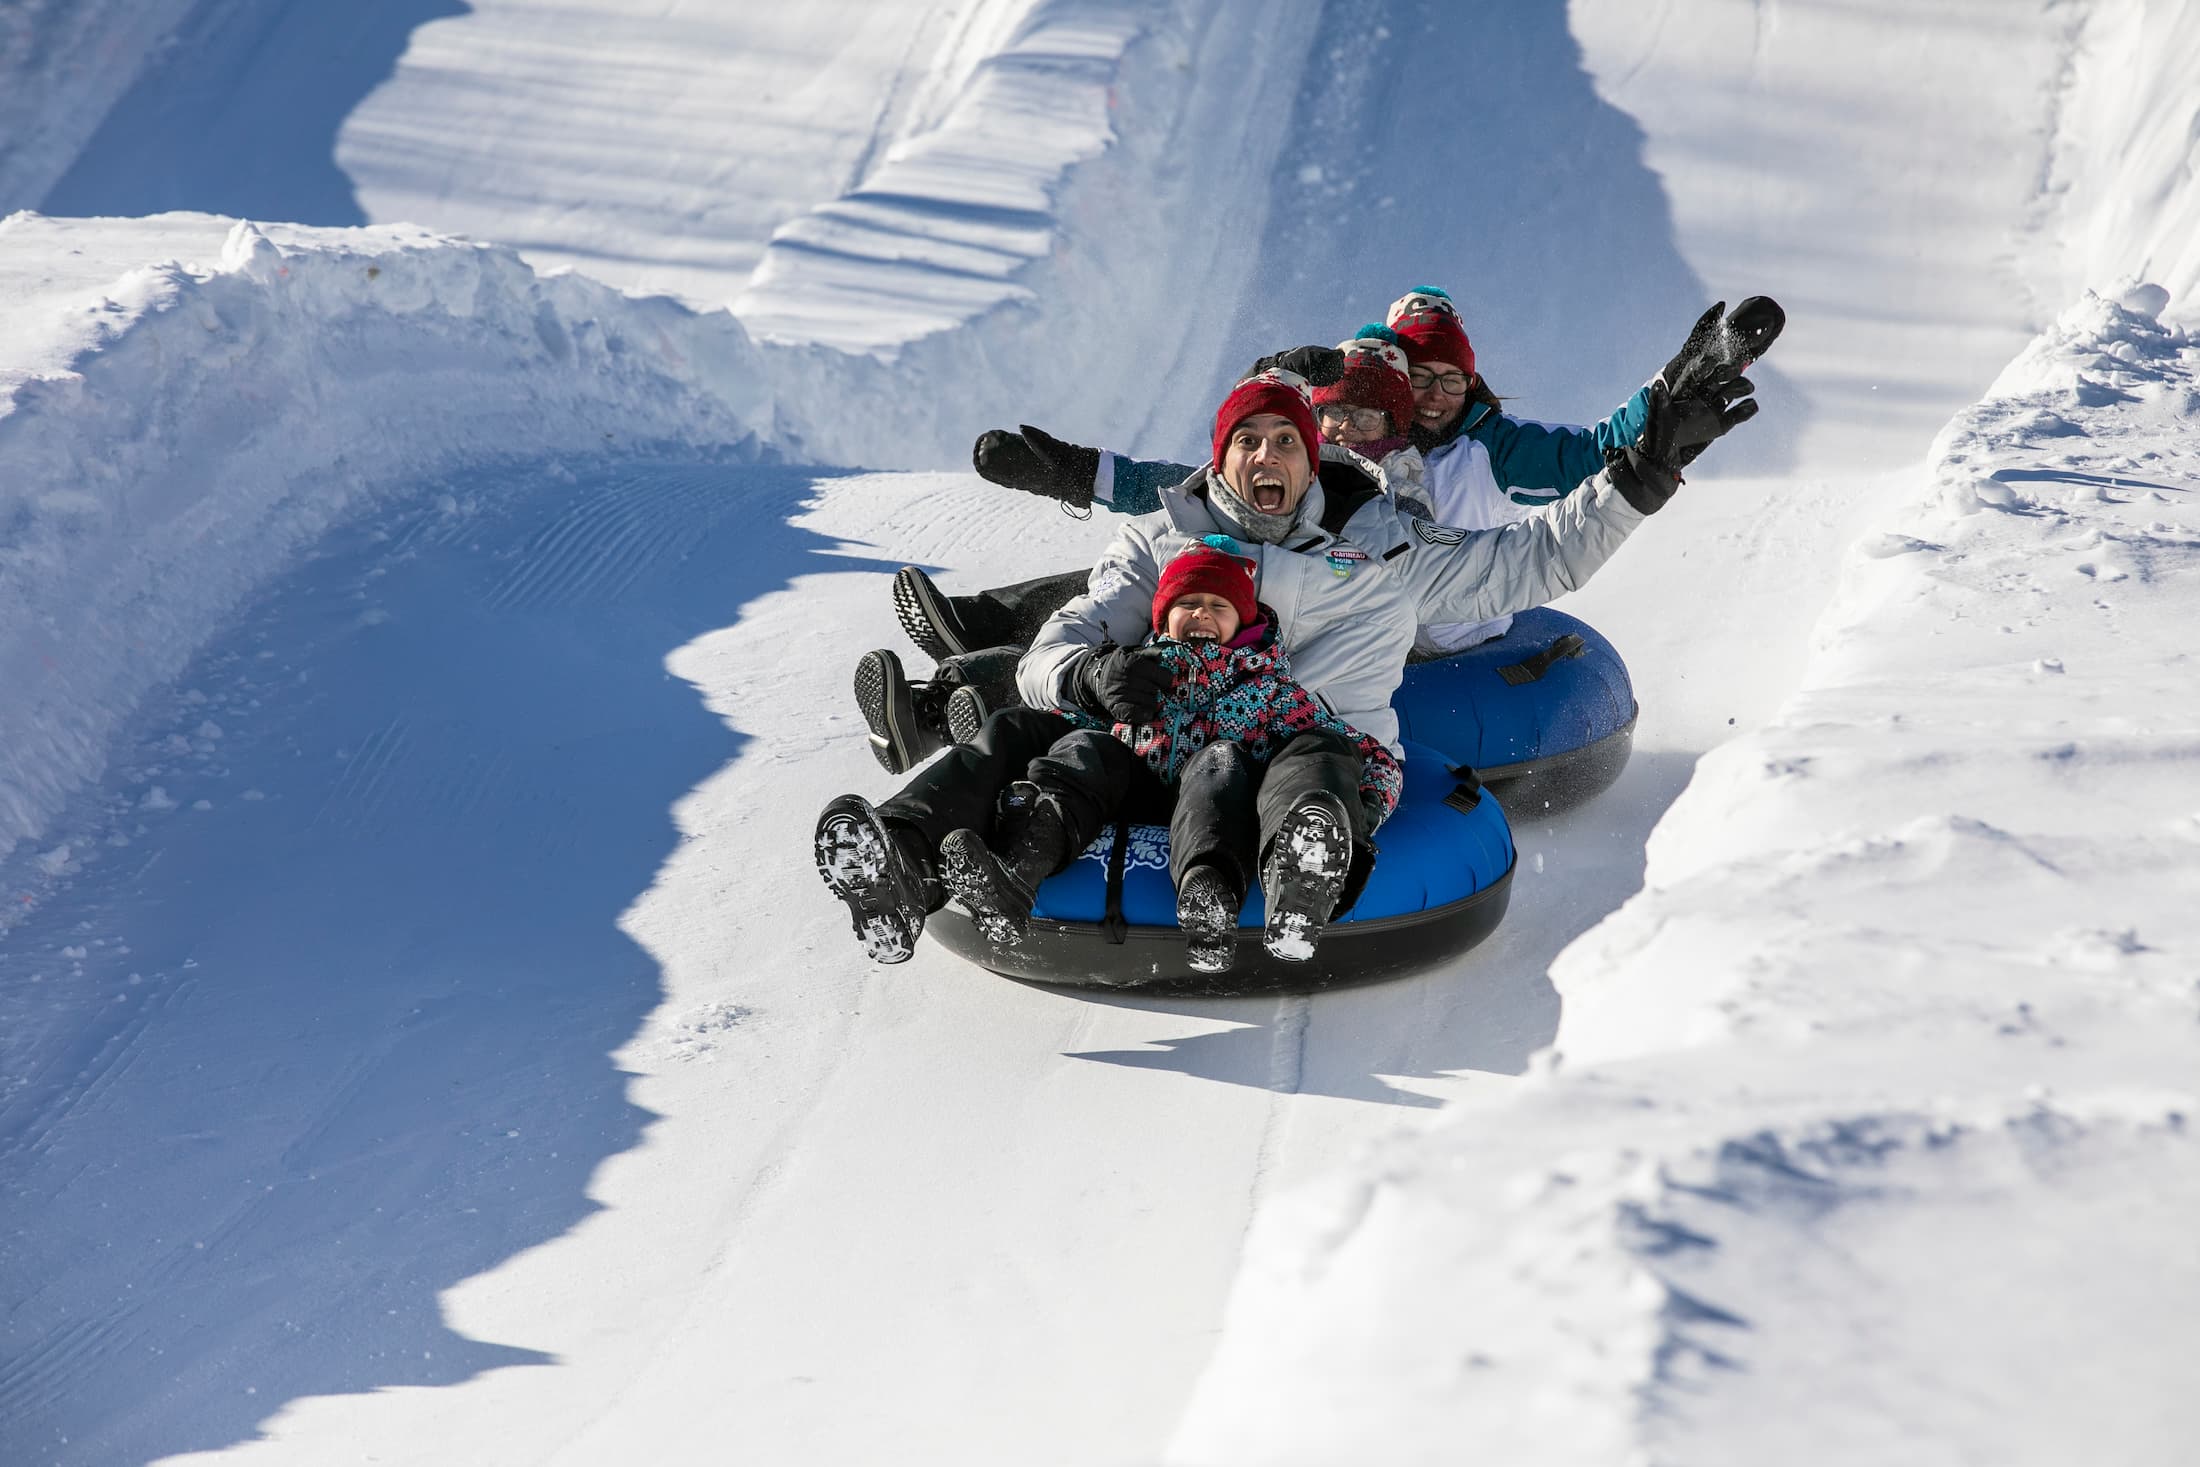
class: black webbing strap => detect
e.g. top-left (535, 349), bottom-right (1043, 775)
top-left (1443, 764), bottom-right (1484, 815)
top-left (1496, 633), bottom-right (1587, 686)
top-left (1101, 823), bottom-right (1131, 945)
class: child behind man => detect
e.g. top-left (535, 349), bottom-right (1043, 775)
top-left (938, 536), bottom-right (1402, 973)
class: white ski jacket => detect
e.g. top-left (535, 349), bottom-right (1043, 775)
top-left (1017, 446), bottom-right (1648, 757)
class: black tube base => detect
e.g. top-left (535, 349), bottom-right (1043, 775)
top-left (1479, 708), bottom-right (1637, 820)
top-left (926, 863), bottom-right (1514, 997)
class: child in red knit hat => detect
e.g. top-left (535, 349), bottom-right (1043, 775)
top-left (935, 536), bottom-right (1401, 975)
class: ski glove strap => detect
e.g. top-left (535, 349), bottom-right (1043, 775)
top-left (1606, 445), bottom-right (1681, 515)
top-left (1614, 377), bottom-right (1761, 511)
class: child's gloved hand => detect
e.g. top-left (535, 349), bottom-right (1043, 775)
top-left (1073, 645), bottom-right (1174, 723)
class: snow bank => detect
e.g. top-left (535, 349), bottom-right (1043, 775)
top-left (0, 212), bottom-right (771, 872)
top-left (340, 0), bottom-right (1006, 303)
top-left (1168, 290), bottom-right (2200, 1465)
top-left (741, 0), bottom-right (1321, 461)
top-left (731, 0), bottom-right (1149, 350)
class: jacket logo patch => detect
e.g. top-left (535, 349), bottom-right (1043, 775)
top-left (1411, 520), bottom-right (1467, 547)
top-left (1325, 547), bottom-right (1368, 578)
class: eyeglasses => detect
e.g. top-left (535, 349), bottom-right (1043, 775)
top-left (1315, 404), bottom-right (1390, 432)
top-left (1408, 368), bottom-right (1472, 397)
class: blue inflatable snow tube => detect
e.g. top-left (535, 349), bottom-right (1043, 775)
top-left (1392, 607), bottom-right (1637, 817)
top-left (926, 741), bottom-right (1515, 995)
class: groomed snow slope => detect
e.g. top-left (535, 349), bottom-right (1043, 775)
top-left (3, 1), bottom-right (2198, 1464)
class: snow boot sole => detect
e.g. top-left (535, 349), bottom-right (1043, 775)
top-left (944, 684), bottom-right (990, 746)
top-left (893, 566), bottom-right (976, 661)
top-left (1176, 864), bottom-right (1241, 975)
top-left (854, 648), bottom-right (943, 776)
top-left (1261, 793), bottom-right (1353, 963)
top-left (937, 828), bottom-right (1035, 947)
top-left (814, 794), bottom-right (928, 964)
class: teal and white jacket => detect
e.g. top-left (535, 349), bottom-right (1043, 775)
top-left (1088, 386), bottom-right (1651, 654)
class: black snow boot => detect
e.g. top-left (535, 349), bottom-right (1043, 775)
top-left (1175, 863), bottom-right (1244, 975)
top-left (944, 684), bottom-right (991, 746)
top-left (855, 648), bottom-right (950, 775)
top-left (893, 566), bottom-right (983, 662)
top-left (937, 782), bottom-right (1074, 946)
top-left (814, 794), bottom-right (938, 964)
top-left (1260, 790), bottom-right (1354, 963)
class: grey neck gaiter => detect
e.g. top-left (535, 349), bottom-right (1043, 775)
top-left (1206, 469), bottom-right (1299, 545)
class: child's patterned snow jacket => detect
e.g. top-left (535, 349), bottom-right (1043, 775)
top-left (1064, 613), bottom-right (1404, 829)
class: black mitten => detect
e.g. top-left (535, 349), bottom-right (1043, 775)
top-left (971, 424), bottom-right (1099, 508)
top-left (1072, 645), bottom-right (1175, 723)
top-left (1655, 296), bottom-right (1786, 402)
top-left (1248, 344), bottom-right (1347, 386)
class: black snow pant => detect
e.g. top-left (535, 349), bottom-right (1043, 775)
top-left (932, 569), bottom-right (1089, 712)
top-left (879, 708), bottom-right (1376, 917)
top-left (949, 569), bottom-right (1088, 652)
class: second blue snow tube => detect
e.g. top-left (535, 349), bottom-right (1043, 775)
top-left (925, 741), bottom-right (1515, 995)
top-left (1391, 607), bottom-right (1637, 817)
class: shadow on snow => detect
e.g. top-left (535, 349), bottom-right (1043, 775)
top-left (41, 0), bottom-right (471, 224)
top-left (0, 459), bottom-right (875, 1465)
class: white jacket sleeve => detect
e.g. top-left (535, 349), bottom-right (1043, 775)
top-left (1015, 525), bottom-right (1167, 711)
top-left (1402, 471), bottom-right (1647, 627)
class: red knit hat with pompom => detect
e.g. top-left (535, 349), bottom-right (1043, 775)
top-left (1385, 287), bottom-right (1477, 378)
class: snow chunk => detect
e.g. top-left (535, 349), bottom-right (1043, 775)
top-left (2116, 281), bottom-right (2172, 320)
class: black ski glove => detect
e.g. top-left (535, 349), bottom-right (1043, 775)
top-left (1072, 645), bottom-right (1175, 723)
top-left (1669, 375), bottom-right (1759, 469)
top-left (971, 424), bottom-right (1099, 509)
top-left (1248, 344), bottom-right (1347, 386)
top-left (1605, 378), bottom-right (1759, 514)
top-left (1655, 296), bottom-right (1786, 402)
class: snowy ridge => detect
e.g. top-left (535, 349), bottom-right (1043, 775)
top-left (1168, 289), bottom-right (2200, 1464)
top-left (2030, 3), bottom-right (2200, 322)
top-left (0, 213), bottom-right (770, 872)
top-left (337, 0), bottom-right (1011, 304)
top-left (748, 0), bottom-right (1321, 464)
top-left (1554, 286), bottom-right (2200, 1071)
top-left (732, 0), bottom-right (1148, 351)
